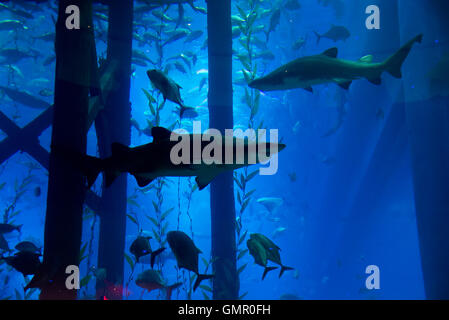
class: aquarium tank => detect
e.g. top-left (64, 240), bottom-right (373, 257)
top-left (0, 0), bottom-right (448, 302)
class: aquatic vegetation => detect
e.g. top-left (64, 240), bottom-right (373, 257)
top-left (0, 0), bottom-right (439, 301)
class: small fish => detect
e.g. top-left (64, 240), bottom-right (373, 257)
top-left (256, 197), bottom-right (284, 214)
top-left (255, 51), bottom-right (275, 61)
top-left (184, 30), bottom-right (203, 43)
top-left (147, 69), bottom-right (191, 118)
top-left (266, 8), bottom-right (281, 41)
top-left (163, 30), bottom-right (189, 46)
top-left (1, 251), bottom-right (41, 276)
top-left (39, 89), bottom-right (53, 97)
top-left (167, 231), bottom-right (214, 291)
top-left (288, 172), bottom-right (297, 182)
top-left (0, 86), bottom-right (51, 110)
top-left (15, 241), bottom-right (41, 254)
top-left (136, 269), bottom-right (181, 300)
top-left (246, 238), bottom-right (277, 280)
top-left (129, 235), bottom-right (165, 267)
top-left (271, 227), bottom-right (287, 239)
top-left (0, 19), bottom-right (28, 31)
top-left (33, 32), bottom-right (56, 42)
top-left (314, 25), bottom-right (350, 44)
top-left (292, 37), bottom-right (306, 51)
top-left (250, 233), bottom-right (293, 278)
top-left (280, 293), bottom-right (301, 300)
top-left (42, 55), bottom-right (56, 66)
top-left (0, 223), bottom-right (22, 234)
top-left (0, 48), bottom-right (37, 64)
top-left (174, 61), bottom-right (187, 74)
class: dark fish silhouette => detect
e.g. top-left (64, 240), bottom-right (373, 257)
top-left (129, 235), bottom-right (165, 267)
top-left (167, 231), bottom-right (213, 291)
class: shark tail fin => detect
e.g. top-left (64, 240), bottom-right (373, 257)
top-left (150, 247), bottom-right (166, 268)
top-left (262, 266), bottom-right (278, 280)
top-left (52, 145), bottom-right (103, 188)
top-left (83, 154), bottom-right (104, 188)
top-left (384, 34), bottom-right (423, 79)
top-left (314, 31), bottom-right (321, 44)
top-left (279, 265), bottom-right (294, 278)
top-left (193, 274), bottom-right (214, 292)
top-left (166, 282), bottom-right (182, 300)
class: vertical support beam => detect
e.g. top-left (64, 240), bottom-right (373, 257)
top-left (95, 0), bottom-right (133, 300)
top-left (398, 0), bottom-right (449, 300)
top-left (40, 0), bottom-right (93, 300)
top-left (207, 0), bottom-right (238, 300)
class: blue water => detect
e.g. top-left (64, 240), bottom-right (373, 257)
top-left (2, 0), bottom-right (449, 300)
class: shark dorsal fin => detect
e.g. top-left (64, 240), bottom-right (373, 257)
top-left (359, 55), bottom-right (373, 63)
top-left (151, 127), bottom-right (172, 142)
top-left (322, 47), bottom-right (338, 58)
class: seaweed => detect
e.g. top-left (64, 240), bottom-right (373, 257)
top-left (232, 0), bottom-right (273, 299)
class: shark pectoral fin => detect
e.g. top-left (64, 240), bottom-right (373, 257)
top-left (195, 173), bottom-right (218, 190)
top-left (105, 171), bottom-right (121, 188)
top-left (321, 47), bottom-right (338, 58)
top-left (337, 81), bottom-right (352, 90)
top-left (367, 76), bottom-right (382, 85)
top-left (133, 174), bottom-right (155, 188)
top-left (151, 127), bottom-right (172, 142)
top-left (303, 86), bottom-right (313, 93)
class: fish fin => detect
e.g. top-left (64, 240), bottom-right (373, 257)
top-left (104, 171), bottom-right (121, 188)
top-left (133, 174), bottom-right (155, 188)
top-left (367, 76), bottom-right (382, 85)
top-left (262, 266), bottom-right (278, 280)
top-left (303, 86), bottom-right (313, 93)
top-left (195, 173), bottom-right (218, 191)
top-left (279, 265), bottom-right (294, 278)
top-left (384, 34), bottom-right (423, 79)
top-left (313, 31), bottom-right (321, 45)
top-left (321, 47), bottom-right (338, 58)
top-left (359, 55), bottom-right (373, 63)
top-left (193, 274), bottom-right (214, 292)
top-left (52, 145), bottom-right (103, 188)
top-left (150, 247), bottom-right (166, 268)
top-left (151, 127), bottom-right (172, 142)
top-left (337, 81), bottom-right (352, 90)
top-left (166, 282), bottom-right (182, 300)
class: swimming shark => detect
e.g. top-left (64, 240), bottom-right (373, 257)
top-left (58, 127), bottom-right (285, 190)
top-left (248, 34), bottom-right (423, 93)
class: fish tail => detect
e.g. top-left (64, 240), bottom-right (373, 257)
top-left (193, 273), bottom-right (214, 292)
top-left (16, 224), bottom-right (23, 233)
top-left (279, 265), bottom-right (294, 278)
top-left (166, 282), bottom-right (182, 300)
top-left (314, 31), bottom-right (321, 44)
top-left (150, 247), bottom-right (166, 268)
top-left (51, 145), bottom-right (104, 188)
top-left (384, 34), bottom-right (423, 79)
top-left (262, 266), bottom-right (278, 280)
